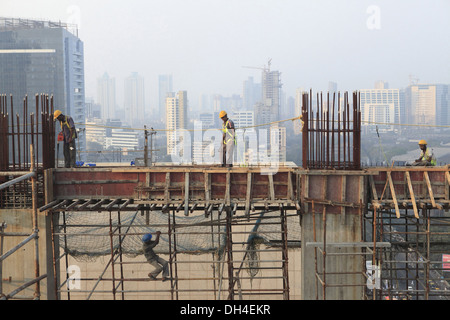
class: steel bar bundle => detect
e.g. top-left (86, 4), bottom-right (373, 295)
top-left (301, 90), bottom-right (361, 170)
top-left (0, 93), bottom-right (55, 208)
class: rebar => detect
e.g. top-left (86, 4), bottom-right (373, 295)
top-left (0, 93), bottom-right (55, 209)
top-left (302, 90), bottom-right (361, 170)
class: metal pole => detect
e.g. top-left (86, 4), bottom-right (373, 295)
top-left (322, 206), bottom-right (327, 300)
top-left (0, 172), bottom-right (35, 191)
top-left (172, 209), bottom-right (179, 300)
top-left (109, 210), bottom-right (116, 300)
top-left (144, 126), bottom-right (148, 167)
top-left (30, 144), bottom-right (41, 299)
top-left (280, 206), bottom-right (290, 299)
top-left (117, 210), bottom-right (125, 300)
top-left (0, 222), bottom-right (4, 296)
top-left (226, 207), bottom-right (234, 300)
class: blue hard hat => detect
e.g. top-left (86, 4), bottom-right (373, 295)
top-left (142, 233), bottom-right (152, 242)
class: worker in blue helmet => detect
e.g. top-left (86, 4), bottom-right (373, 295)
top-left (142, 231), bottom-right (169, 281)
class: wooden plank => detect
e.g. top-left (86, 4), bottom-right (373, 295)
top-left (287, 171), bottom-right (294, 201)
top-left (268, 174), bottom-right (275, 201)
top-left (405, 171), bottom-right (419, 219)
top-left (66, 199), bottom-right (83, 210)
top-left (106, 199), bottom-right (120, 210)
top-left (164, 172), bottom-right (170, 203)
top-left (145, 172), bottom-right (150, 199)
top-left (225, 172), bottom-right (231, 206)
top-left (204, 172), bottom-right (210, 203)
top-left (245, 172), bottom-right (252, 216)
top-left (77, 199), bottom-right (95, 211)
top-left (423, 171), bottom-right (436, 208)
top-left (39, 199), bottom-right (62, 212)
top-left (445, 171), bottom-right (450, 200)
top-left (387, 172), bottom-right (400, 218)
top-left (90, 199), bottom-right (107, 210)
top-left (120, 199), bottom-right (133, 210)
top-left (184, 172), bottom-right (190, 216)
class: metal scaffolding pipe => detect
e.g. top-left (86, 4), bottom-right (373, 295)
top-left (0, 172), bottom-right (35, 191)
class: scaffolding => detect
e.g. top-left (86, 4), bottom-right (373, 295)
top-left (0, 145), bottom-right (46, 300)
top-left (2, 91), bottom-right (450, 300)
top-left (364, 167), bottom-right (450, 300)
top-left (46, 204), bottom-right (296, 300)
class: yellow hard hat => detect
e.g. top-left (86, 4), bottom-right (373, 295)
top-left (54, 110), bottom-right (62, 120)
top-left (418, 139), bottom-right (427, 145)
top-left (219, 110), bottom-right (227, 118)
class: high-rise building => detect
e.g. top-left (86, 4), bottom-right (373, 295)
top-left (261, 68), bottom-right (282, 124)
top-left (271, 125), bottom-right (287, 163)
top-left (159, 74), bottom-right (173, 121)
top-left (243, 76), bottom-right (262, 110)
top-left (97, 72), bottom-right (116, 121)
top-left (251, 62), bottom-right (282, 126)
top-left (165, 91), bottom-right (188, 155)
top-left (199, 112), bottom-right (214, 129)
top-left (232, 110), bottom-right (254, 130)
top-left (0, 17), bottom-right (86, 153)
top-left (360, 82), bottom-right (404, 130)
top-left (124, 72), bottom-right (145, 127)
top-left (213, 94), bottom-right (242, 113)
top-left (405, 84), bottom-right (450, 126)
top-left (105, 129), bottom-right (139, 151)
top-left (85, 119), bottom-right (106, 146)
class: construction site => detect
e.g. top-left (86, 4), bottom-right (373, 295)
top-left (1, 90), bottom-right (450, 301)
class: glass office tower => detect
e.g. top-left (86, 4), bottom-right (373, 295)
top-left (0, 18), bottom-right (86, 157)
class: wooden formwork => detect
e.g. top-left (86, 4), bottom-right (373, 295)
top-left (368, 166), bottom-right (450, 218)
top-left (43, 166), bottom-right (299, 214)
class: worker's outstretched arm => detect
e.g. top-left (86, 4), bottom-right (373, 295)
top-left (154, 231), bottom-right (161, 245)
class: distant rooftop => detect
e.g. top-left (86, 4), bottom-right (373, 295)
top-left (0, 17), bottom-right (78, 37)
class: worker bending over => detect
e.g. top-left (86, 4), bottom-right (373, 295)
top-left (412, 139), bottom-right (436, 166)
top-left (219, 110), bottom-right (236, 167)
top-left (54, 110), bottom-right (77, 168)
top-left (142, 231), bottom-right (169, 281)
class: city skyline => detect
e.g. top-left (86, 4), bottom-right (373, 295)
top-left (1, 0), bottom-right (449, 115)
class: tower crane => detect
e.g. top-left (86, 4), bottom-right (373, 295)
top-left (242, 58), bottom-right (272, 73)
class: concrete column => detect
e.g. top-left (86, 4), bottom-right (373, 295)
top-left (299, 172), bottom-right (367, 300)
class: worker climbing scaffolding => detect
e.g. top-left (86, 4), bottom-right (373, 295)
top-left (142, 231), bottom-right (169, 281)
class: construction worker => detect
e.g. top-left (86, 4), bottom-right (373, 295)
top-left (54, 110), bottom-right (77, 168)
top-left (219, 110), bottom-right (236, 167)
top-left (142, 231), bottom-right (169, 281)
top-left (412, 139), bottom-right (436, 166)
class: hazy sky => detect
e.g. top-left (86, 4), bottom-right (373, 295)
top-left (2, 0), bottom-right (449, 110)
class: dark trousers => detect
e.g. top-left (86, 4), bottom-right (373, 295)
top-left (64, 140), bottom-right (76, 168)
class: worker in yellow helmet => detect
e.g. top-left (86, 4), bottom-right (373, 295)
top-left (412, 139), bottom-right (436, 166)
top-left (219, 110), bottom-right (236, 167)
top-left (54, 110), bottom-right (77, 168)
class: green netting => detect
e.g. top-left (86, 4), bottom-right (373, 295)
top-left (57, 208), bottom-right (301, 277)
